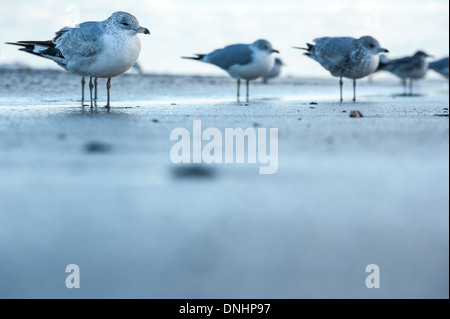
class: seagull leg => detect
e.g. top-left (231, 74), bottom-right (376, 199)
top-left (94, 77), bottom-right (98, 107)
top-left (89, 76), bottom-right (94, 109)
top-left (339, 77), bottom-right (343, 103)
top-left (246, 80), bottom-right (250, 103)
top-left (353, 79), bottom-right (357, 102)
top-left (402, 79), bottom-right (407, 95)
top-left (409, 79), bottom-right (414, 96)
top-left (237, 79), bottom-right (241, 103)
top-left (105, 78), bottom-right (112, 108)
top-left (81, 77), bottom-right (86, 107)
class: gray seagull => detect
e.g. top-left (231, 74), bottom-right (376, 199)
top-left (295, 36), bottom-right (388, 102)
top-left (377, 51), bottom-right (432, 96)
top-left (183, 39), bottom-right (279, 102)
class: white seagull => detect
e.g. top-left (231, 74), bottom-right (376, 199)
top-left (295, 36), bottom-right (389, 102)
top-left (7, 11), bottom-right (150, 108)
top-left (183, 39), bottom-right (279, 102)
top-left (263, 58), bottom-right (284, 84)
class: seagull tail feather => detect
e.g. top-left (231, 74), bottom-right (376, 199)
top-left (6, 41), bottom-right (66, 65)
top-left (293, 43), bottom-right (315, 57)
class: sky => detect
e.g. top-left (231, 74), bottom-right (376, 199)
top-left (0, 0), bottom-right (448, 77)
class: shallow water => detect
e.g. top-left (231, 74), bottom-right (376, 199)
top-left (0, 69), bottom-right (449, 298)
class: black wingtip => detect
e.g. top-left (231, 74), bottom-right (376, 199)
top-left (182, 54), bottom-right (205, 61)
top-left (5, 42), bottom-right (36, 54)
top-left (293, 43), bottom-right (314, 52)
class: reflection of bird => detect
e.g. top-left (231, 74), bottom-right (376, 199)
top-left (7, 11), bottom-right (150, 108)
top-left (429, 57), bottom-right (449, 79)
top-left (183, 39), bottom-right (279, 102)
top-left (377, 51), bottom-right (432, 96)
top-left (263, 58), bottom-right (284, 84)
top-left (296, 36), bottom-right (389, 103)
top-left (295, 36), bottom-right (388, 102)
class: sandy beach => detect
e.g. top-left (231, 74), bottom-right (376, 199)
top-left (0, 68), bottom-right (448, 299)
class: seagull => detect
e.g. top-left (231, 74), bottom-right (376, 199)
top-left (263, 58), bottom-right (284, 84)
top-left (377, 51), bottom-right (432, 96)
top-left (429, 57), bottom-right (449, 79)
top-left (295, 36), bottom-right (388, 102)
top-left (7, 11), bottom-right (150, 108)
top-left (183, 39), bottom-right (279, 102)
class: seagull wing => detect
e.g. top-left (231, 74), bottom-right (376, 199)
top-left (54, 21), bottom-right (104, 59)
top-left (381, 56), bottom-right (419, 74)
top-left (313, 37), bottom-right (355, 69)
top-left (203, 44), bottom-right (253, 70)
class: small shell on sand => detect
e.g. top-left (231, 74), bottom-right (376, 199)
top-left (350, 111), bottom-right (364, 118)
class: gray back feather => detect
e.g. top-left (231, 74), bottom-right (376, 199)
top-left (312, 37), bottom-right (356, 66)
top-left (54, 21), bottom-right (104, 59)
top-left (380, 55), bottom-right (422, 74)
top-left (205, 44), bottom-right (253, 70)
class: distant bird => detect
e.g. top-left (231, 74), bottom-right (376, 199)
top-left (429, 57), bottom-right (449, 79)
top-left (7, 11), bottom-right (150, 108)
top-left (183, 39), bottom-right (279, 102)
top-left (263, 58), bottom-right (284, 84)
top-left (132, 61), bottom-right (144, 74)
top-left (377, 51), bottom-right (432, 96)
top-left (295, 36), bottom-right (388, 102)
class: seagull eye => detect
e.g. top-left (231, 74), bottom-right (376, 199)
top-left (122, 22), bottom-right (129, 26)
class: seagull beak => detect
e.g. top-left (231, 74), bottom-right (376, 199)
top-left (271, 49), bottom-right (280, 54)
top-left (379, 48), bottom-right (389, 53)
top-left (136, 27), bottom-right (151, 35)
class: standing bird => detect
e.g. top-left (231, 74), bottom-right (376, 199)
top-left (377, 51), bottom-right (432, 96)
top-left (295, 36), bottom-right (388, 102)
top-left (183, 39), bottom-right (279, 102)
top-left (7, 11), bottom-right (150, 108)
top-left (263, 58), bottom-right (284, 84)
top-left (429, 57), bottom-right (449, 79)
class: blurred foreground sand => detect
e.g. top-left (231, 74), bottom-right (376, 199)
top-left (0, 69), bottom-right (448, 298)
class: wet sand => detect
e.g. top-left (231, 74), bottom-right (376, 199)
top-left (0, 69), bottom-right (448, 299)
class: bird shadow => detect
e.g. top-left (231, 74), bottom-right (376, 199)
top-left (61, 105), bottom-right (140, 117)
top-left (391, 93), bottom-right (425, 98)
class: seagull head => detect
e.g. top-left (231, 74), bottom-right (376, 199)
top-left (253, 39), bottom-right (280, 55)
top-left (359, 36), bottom-right (389, 54)
top-left (109, 11), bottom-right (150, 35)
top-left (413, 51), bottom-right (433, 59)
